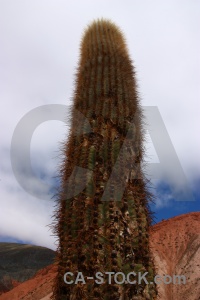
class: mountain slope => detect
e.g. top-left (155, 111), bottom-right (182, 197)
top-left (150, 212), bottom-right (200, 300)
top-left (0, 243), bottom-right (55, 295)
top-left (0, 212), bottom-right (199, 300)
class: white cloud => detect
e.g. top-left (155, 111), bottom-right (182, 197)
top-left (0, 0), bottom-right (199, 249)
top-left (0, 158), bottom-right (57, 250)
top-left (153, 193), bottom-right (174, 209)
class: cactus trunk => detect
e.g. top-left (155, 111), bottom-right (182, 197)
top-left (52, 19), bottom-right (157, 300)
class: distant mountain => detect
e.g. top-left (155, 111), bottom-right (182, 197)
top-left (0, 243), bottom-right (55, 295)
top-left (0, 212), bottom-right (199, 300)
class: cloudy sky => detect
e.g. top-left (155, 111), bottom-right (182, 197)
top-left (0, 0), bottom-right (199, 250)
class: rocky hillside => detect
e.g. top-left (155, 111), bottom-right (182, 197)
top-left (0, 212), bottom-right (199, 300)
top-left (0, 264), bottom-right (56, 300)
top-left (150, 212), bottom-right (200, 300)
top-left (0, 243), bottom-right (55, 295)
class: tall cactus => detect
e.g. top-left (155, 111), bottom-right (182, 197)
top-left (52, 19), bottom-right (157, 300)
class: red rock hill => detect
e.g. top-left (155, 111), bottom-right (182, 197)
top-left (0, 212), bottom-right (199, 300)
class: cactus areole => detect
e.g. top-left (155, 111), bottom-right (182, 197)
top-left (52, 19), bottom-right (157, 300)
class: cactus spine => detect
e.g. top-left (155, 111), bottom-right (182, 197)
top-left (52, 19), bottom-right (157, 300)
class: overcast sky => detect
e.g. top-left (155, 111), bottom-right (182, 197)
top-left (0, 0), bottom-right (199, 250)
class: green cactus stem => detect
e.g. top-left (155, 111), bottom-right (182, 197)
top-left (51, 19), bottom-right (158, 300)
